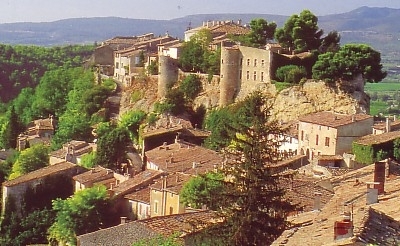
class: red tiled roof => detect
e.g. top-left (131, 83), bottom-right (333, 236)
top-left (355, 130), bottom-right (400, 146)
top-left (150, 173), bottom-right (191, 194)
top-left (299, 111), bottom-right (372, 128)
top-left (73, 166), bottom-right (113, 184)
top-left (145, 141), bottom-right (223, 175)
top-left (111, 169), bottom-right (164, 196)
top-left (3, 161), bottom-right (77, 187)
top-left (124, 187), bottom-right (151, 204)
top-left (139, 210), bottom-right (218, 236)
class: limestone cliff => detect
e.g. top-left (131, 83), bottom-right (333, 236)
top-left (119, 75), bottom-right (369, 123)
top-left (271, 80), bottom-right (370, 122)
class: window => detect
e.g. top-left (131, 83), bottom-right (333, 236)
top-left (325, 137), bottom-right (330, 147)
top-left (154, 201), bottom-right (158, 214)
top-left (247, 59), bottom-right (250, 66)
top-left (246, 71), bottom-right (250, 80)
top-left (254, 59), bottom-right (257, 67)
top-left (171, 193), bottom-right (174, 197)
top-left (261, 72), bottom-right (264, 82)
top-left (169, 206), bottom-right (174, 215)
top-left (316, 135), bottom-right (319, 145)
top-left (301, 131), bottom-right (304, 141)
top-left (261, 59), bottom-right (265, 67)
top-left (115, 62), bottom-right (119, 69)
top-left (253, 71), bottom-right (257, 81)
top-left (239, 70), bottom-right (242, 79)
top-left (221, 59), bottom-right (224, 64)
top-left (240, 58), bottom-right (243, 66)
top-left (318, 125), bottom-right (321, 130)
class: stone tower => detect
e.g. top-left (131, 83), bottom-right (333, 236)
top-left (219, 46), bottom-right (241, 106)
top-left (158, 55), bottom-right (179, 98)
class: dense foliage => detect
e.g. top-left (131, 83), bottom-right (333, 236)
top-left (312, 44), bottom-right (387, 83)
top-left (8, 144), bottom-right (49, 180)
top-left (180, 172), bottom-right (224, 210)
top-left (48, 185), bottom-right (114, 246)
top-left (275, 65), bottom-right (307, 83)
top-left (179, 74), bottom-right (203, 100)
top-left (0, 44), bottom-right (94, 103)
top-left (179, 29), bottom-right (220, 75)
top-left (200, 92), bottom-right (296, 245)
top-left (275, 10), bottom-right (323, 52)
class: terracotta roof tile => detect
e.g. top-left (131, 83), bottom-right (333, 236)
top-left (272, 162), bottom-right (400, 245)
top-left (150, 173), bottom-right (191, 194)
top-left (73, 166), bottom-right (113, 184)
top-left (3, 161), bottom-right (78, 187)
top-left (145, 141), bottom-right (223, 175)
top-left (124, 187), bottom-right (151, 204)
top-left (355, 130), bottom-right (400, 146)
top-left (111, 169), bottom-right (164, 197)
top-left (299, 111), bottom-right (372, 128)
top-left (77, 210), bottom-right (217, 245)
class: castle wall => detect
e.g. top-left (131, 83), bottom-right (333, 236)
top-left (158, 55), bottom-right (179, 98)
top-left (220, 47), bottom-right (240, 106)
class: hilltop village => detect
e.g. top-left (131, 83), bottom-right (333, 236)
top-left (1, 16), bottom-right (399, 246)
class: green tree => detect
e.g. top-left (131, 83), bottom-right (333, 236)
top-left (179, 29), bottom-right (212, 73)
top-left (203, 91), bottom-right (296, 245)
top-left (1, 106), bottom-right (24, 149)
top-left (9, 144), bottom-right (49, 180)
top-left (147, 60), bottom-right (159, 75)
top-left (247, 18), bottom-right (277, 47)
top-left (312, 44), bottom-right (387, 83)
top-left (119, 110), bottom-right (147, 143)
top-left (319, 31), bottom-right (341, 53)
top-left (95, 126), bottom-right (130, 169)
top-left (180, 172), bottom-right (224, 210)
top-left (275, 10), bottom-right (323, 52)
top-left (203, 107), bottom-right (235, 150)
top-left (132, 234), bottom-right (181, 246)
top-left (275, 65), bottom-right (307, 83)
top-left (179, 74), bottom-right (203, 100)
top-left (48, 185), bottom-right (113, 246)
top-left (394, 138), bottom-right (400, 161)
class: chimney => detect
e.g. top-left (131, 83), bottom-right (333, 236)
top-left (162, 175), bottom-right (167, 190)
top-left (120, 217), bottom-right (128, 224)
top-left (314, 192), bottom-right (322, 211)
top-left (366, 182), bottom-right (379, 205)
top-left (334, 210), bottom-right (354, 241)
top-left (192, 162), bottom-right (197, 169)
top-left (237, 19), bottom-right (242, 25)
top-left (374, 161), bottom-right (385, 194)
top-left (386, 117), bottom-right (391, 133)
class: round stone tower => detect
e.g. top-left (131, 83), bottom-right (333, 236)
top-left (219, 46), bottom-right (240, 106)
top-left (158, 55), bottom-right (179, 98)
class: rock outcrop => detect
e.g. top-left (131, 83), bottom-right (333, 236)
top-left (271, 80), bottom-right (370, 122)
top-left (119, 75), bottom-right (370, 124)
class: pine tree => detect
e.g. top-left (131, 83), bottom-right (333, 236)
top-left (208, 91), bottom-right (296, 245)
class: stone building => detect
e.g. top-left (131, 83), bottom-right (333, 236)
top-left (219, 44), bottom-right (274, 106)
top-left (1, 161), bottom-right (85, 217)
top-left (298, 111), bottom-right (373, 161)
top-left (49, 140), bottom-right (95, 165)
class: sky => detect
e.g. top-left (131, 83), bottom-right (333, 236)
top-left (1, 0), bottom-right (400, 23)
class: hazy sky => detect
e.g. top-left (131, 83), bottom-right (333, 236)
top-left (1, 0), bottom-right (400, 23)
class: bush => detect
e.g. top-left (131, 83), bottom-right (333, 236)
top-left (275, 65), bottom-right (307, 83)
top-left (179, 74), bottom-right (202, 100)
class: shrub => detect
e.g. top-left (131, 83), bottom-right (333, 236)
top-left (275, 65), bottom-right (307, 83)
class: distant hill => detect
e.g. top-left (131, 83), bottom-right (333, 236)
top-left (0, 6), bottom-right (399, 67)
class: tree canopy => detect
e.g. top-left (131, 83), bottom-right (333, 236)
top-left (247, 18), bottom-right (277, 47)
top-left (201, 92), bottom-right (296, 245)
top-left (312, 43), bottom-right (387, 83)
top-left (8, 144), bottom-right (49, 180)
top-left (48, 185), bottom-right (113, 246)
top-left (275, 10), bottom-right (323, 52)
